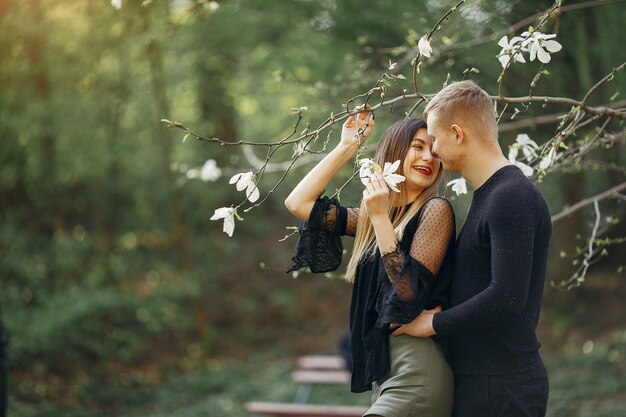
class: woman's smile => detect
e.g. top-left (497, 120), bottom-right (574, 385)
top-left (411, 164), bottom-right (433, 176)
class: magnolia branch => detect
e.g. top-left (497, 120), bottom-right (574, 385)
top-left (411, 0), bottom-right (466, 95)
top-left (163, 86), bottom-right (626, 149)
top-left (581, 61), bottom-right (626, 106)
top-left (168, 0), bottom-right (626, 262)
top-left (497, 2), bottom-right (561, 96)
top-left (440, 0), bottom-right (626, 53)
top-left (498, 100), bottom-right (626, 131)
top-left (561, 200), bottom-right (603, 290)
top-left (550, 182), bottom-right (626, 223)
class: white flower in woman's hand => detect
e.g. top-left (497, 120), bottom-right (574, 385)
top-left (521, 31), bottom-right (562, 64)
top-left (381, 160), bottom-right (405, 192)
top-left (418, 36), bottom-right (433, 58)
top-left (497, 35), bottom-right (526, 68)
top-left (358, 158), bottom-right (405, 193)
top-left (210, 207), bottom-right (237, 237)
top-left (229, 171), bottom-right (260, 203)
top-left (447, 178), bottom-right (468, 196)
top-left (358, 158), bottom-right (380, 185)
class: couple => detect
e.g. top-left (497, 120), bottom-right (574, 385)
top-left (285, 80), bottom-right (551, 417)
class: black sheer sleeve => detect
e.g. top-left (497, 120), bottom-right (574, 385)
top-left (375, 198), bottom-right (455, 327)
top-left (287, 196), bottom-right (360, 273)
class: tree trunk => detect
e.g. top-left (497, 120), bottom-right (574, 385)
top-left (146, 37), bottom-right (194, 272)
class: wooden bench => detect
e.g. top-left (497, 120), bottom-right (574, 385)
top-left (291, 355), bottom-right (351, 404)
top-left (245, 402), bottom-right (368, 417)
top-left (245, 355), bottom-right (367, 417)
top-left (295, 355), bottom-right (347, 370)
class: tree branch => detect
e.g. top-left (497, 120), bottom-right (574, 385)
top-left (581, 61), bottom-right (626, 106)
top-left (498, 100), bottom-right (626, 131)
top-left (441, 0), bottom-right (626, 52)
top-left (551, 182), bottom-right (626, 222)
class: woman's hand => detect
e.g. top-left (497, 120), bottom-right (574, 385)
top-left (340, 104), bottom-right (374, 147)
top-left (363, 174), bottom-right (389, 221)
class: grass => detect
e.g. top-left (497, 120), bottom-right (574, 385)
top-left (10, 330), bottom-right (626, 417)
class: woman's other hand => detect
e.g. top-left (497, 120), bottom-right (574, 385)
top-left (363, 174), bottom-right (389, 221)
top-left (341, 104), bottom-right (374, 147)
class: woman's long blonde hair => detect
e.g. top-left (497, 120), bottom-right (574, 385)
top-left (345, 118), bottom-right (444, 282)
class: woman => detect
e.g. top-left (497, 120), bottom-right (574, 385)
top-left (285, 106), bottom-right (455, 417)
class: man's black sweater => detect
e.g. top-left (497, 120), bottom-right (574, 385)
top-left (433, 165), bottom-right (551, 375)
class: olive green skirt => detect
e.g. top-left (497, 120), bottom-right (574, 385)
top-left (365, 335), bottom-right (453, 417)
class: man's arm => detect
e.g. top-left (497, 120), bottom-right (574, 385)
top-left (393, 192), bottom-right (537, 337)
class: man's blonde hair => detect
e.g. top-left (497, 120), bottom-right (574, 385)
top-left (423, 80), bottom-right (498, 140)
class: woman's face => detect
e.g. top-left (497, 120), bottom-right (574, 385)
top-left (401, 127), bottom-right (440, 194)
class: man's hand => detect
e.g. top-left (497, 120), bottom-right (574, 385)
top-left (390, 306), bottom-right (441, 337)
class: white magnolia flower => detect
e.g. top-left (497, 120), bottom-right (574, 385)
top-left (111, 0), bottom-right (122, 10)
top-left (509, 133), bottom-right (539, 162)
top-left (508, 134), bottom-right (536, 177)
top-left (229, 171), bottom-right (260, 203)
top-left (358, 158), bottom-right (380, 186)
top-left (447, 178), bottom-right (468, 196)
top-left (512, 161), bottom-right (534, 177)
top-left (497, 35), bottom-right (526, 68)
top-left (357, 158), bottom-right (405, 193)
top-left (382, 160), bottom-right (406, 193)
top-left (200, 159), bottom-right (221, 182)
top-left (521, 31), bottom-right (562, 64)
top-left (210, 207), bottom-right (237, 237)
top-left (418, 36), bottom-right (433, 58)
top-left (539, 146), bottom-right (558, 170)
top-left (186, 168), bottom-right (198, 179)
top-left (292, 142), bottom-right (305, 158)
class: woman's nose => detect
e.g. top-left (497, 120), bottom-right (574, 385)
top-left (422, 149), bottom-right (434, 161)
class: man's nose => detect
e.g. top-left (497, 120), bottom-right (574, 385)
top-left (431, 148), bottom-right (439, 159)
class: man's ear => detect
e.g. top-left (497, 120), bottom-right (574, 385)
top-left (451, 123), bottom-right (464, 144)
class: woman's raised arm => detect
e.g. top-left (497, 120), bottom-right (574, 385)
top-left (284, 106), bottom-right (374, 221)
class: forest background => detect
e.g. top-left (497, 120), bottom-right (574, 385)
top-left (0, 0), bottom-right (625, 416)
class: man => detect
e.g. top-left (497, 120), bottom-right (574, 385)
top-left (391, 80), bottom-right (551, 417)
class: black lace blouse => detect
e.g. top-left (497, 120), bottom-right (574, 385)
top-left (288, 196), bottom-right (456, 393)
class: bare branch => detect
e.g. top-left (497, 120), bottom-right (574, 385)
top-left (498, 100), bottom-right (626, 131)
top-left (240, 145), bottom-right (323, 173)
top-left (581, 61), bottom-right (626, 106)
top-left (551, 182), bottom-right (626, 223)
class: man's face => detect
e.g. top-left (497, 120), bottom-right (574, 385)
top-left (426, 111), bottom-right (461, 172)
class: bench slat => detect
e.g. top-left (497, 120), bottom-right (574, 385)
top-left (295, 355), bottom-right (347, 370)
top-left (291, 370), bottom-right (351, 385)
top-left (245, 402), bottom-right (368, 417)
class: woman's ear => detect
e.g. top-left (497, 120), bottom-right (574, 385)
top-left (450, 124), bottom-right (464, 144)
